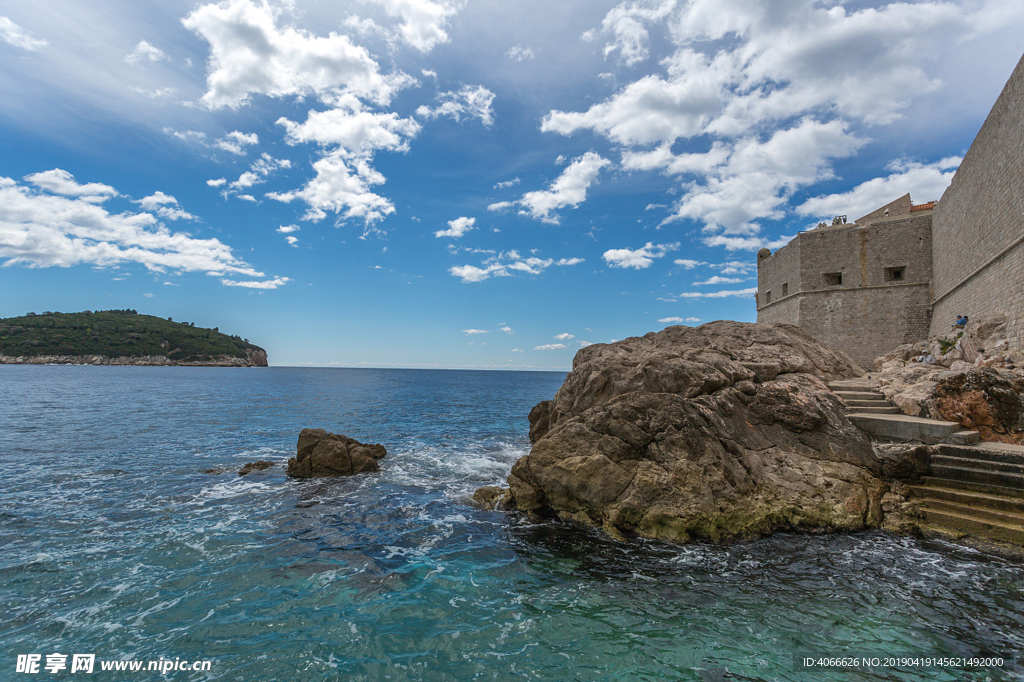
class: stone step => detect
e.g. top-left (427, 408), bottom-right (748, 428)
top-left (930, 463), bottom-right (1024, 491)
top-left (919, 506), bottom-right (1024, 545)
top-left (932, 454), bottom-right (1024, 476)
top-left (829, 381), bottom-right (875, 390)
top-left (909, 484), bottom-right (1024, 514)
top-left (937, 442), bottom-right (1024, 465)
top-left (921, 475), bottom-right (1024, 499)
top-left (848, 406), bottom-right (902, 415)
top-left (921, 499), bottom-right (1024, 527)
top-left (835, 390), bottom-right (884, 400)
top-left (846, 398), bottom-right (891, 408)
top-left (848, 413), bottom-right (961, 443)
top-left (947, 431), bottom-right (981, 445)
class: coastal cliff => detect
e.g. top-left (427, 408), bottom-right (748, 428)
top-left (482, 321), bottom-right (907, 544)
top-left (0, 310), bottom-right (268, 367)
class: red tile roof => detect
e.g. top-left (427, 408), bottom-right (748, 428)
top-left (910, 201), bottom-right (936, 212)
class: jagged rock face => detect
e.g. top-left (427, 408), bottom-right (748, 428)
top-left (507, 321), bottom-right (887, 544)
top-left (286, 429), bottom-right (386, 478)
top-left (932, 370), bottom-right (1024, 444)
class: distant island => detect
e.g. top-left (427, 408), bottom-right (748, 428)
top-left (0, 310), bottom-right (268, 366)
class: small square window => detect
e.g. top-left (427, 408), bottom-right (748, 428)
top-left (885, 267), bottom-right (906, 282)
top-left (765, 290), bottom-right (772, 303)
top-left (823, 272), bottom-right (842, 286)
top-left (782, 283), bottom-right (789, 297)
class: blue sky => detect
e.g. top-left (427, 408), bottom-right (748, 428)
top-left (1, 0), bottom-right (1022, 368)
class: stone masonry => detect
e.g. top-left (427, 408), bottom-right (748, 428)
top-left (757, 51), bottom-right (1024, 367)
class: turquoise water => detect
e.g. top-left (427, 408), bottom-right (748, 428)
top-left (1, 366), bottom-right (1023, 681)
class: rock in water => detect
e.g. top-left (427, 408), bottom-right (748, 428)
top-left (238, 460), bottom-right (274, 476)
top-left (499, 321), bottom-right (889, 544)
top-left (286, 429), bottom-right (386, 478)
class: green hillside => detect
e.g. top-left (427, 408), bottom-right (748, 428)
top-left (0, 310), bottom-right (265, 363)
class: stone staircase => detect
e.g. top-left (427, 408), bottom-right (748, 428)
top-left (828, 379), bottom-right (980, 445)
top-left (909, 443), bottom-right (1024, 546)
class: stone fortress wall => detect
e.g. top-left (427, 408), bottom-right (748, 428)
top-left (756, 52), bottom-right (1024, 368)
top-left (930, 52), bottom-right (1024, 348)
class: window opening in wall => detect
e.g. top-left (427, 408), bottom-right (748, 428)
top-left (765, 290), bottom-right (772, 303)
top-left (823, 272), bottom-right (842, 286)
top-left (782, 283), bottom-right (788, 297)
top-left (885, 267), bottom-right (906, 282)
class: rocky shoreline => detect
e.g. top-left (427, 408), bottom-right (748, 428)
top-left (0, 348), bottom-right (268, 367)
top-left (474, 321), bottom-right (925, 544)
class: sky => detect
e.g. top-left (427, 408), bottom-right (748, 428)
top-left (1, 0), bottom-right (1022, 369)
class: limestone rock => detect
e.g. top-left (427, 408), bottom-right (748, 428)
top-left (470, 486), bottom-right (513, 510)
top-left (931, 369), bottom-right (1024, 444)
top-left (493, 321), bottom-right (892, 544)
top-left (239, 460), bottom-right (274, 476)
top-left (286, 429), bottom-right (386, 478)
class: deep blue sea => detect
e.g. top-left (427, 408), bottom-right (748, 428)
top-left (2, 366), bottom-right (1023, 681)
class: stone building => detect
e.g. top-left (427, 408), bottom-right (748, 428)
top-left (756, 52), bottom-right (1024, 368)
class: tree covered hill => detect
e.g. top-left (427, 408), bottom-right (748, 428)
top-left (0, 310), bottom-right (267, 365)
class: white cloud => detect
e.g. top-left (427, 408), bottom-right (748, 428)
top-left (587, 0), bottom-right (676, 66)
top-left (694, 275), bottom-right (745, 286)
top-left (487, 201), bottom-right (514, 212)
top-left (135, 192), bottom-right (195, 221)
top-left (435, 216), bottom-right (475, 239)
top-left (686, 317), bottom-right (701, 323)
top-left (416, 85), bottom-right (496, 126)
top-left (463, 328), bottom-right (489, 335)
top-left (207, 178), bottom-right (227, 187)
top-left (277, 224), bottom-right (300, 233)
top-left (678, 287), bottom-right (757, 299)
top-left (221, 276), bottom-right (291, 289)
top-left (797, 157), bottom-right (960, 220)
top-left (578, 340), bottom-right (593, 348)
top-left (214, 131), bottom-right (259, 156)
top-left (24, 169), bottom-right (117, 203)
top-left (143, 292), bottom-right (154, 298)
top-left (367, 0), bottom-right (459, 53)
top-left (278, 97), bottom-right (421, 153)
top-left (0, 172), bottom-right (281, 287)
top-left (450, 249), bottom-right (583, 283)
top-left (183, 0), bottom-right (411, 109)
top-left (285, 235), bottom-right (299, 246)
top-left (166, 129), bottom-right (209, 146)
top-left (513, 152), bottom-right (610, 224)
top-left (554, 333), bottom-right (574, 340)
top-left (494, 178), bottom-right (520, 190)
top-left (658, 317), bottom-right (685, 324)
top-left (534, 344), bottom-right (567, 351)
top-left (702, 234), bottom-right (794, 251)
top-left (0, 16), bottom-right (48, 51)
top-left (500, 326), bottom-right (514, 334)
top-left (602, 241), bottom-right (679, 269)
top-left (674, 259), bottom-right (706, 269)
top-left (506, 44), bottom-right (534, 62)
top-left (225, 154), bottom-right (290, 195)
top-left (125, 40), bottom-right (168, 65)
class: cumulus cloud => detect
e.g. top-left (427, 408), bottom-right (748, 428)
top-left (226, 154), bottom-right (291, 196)
top-left (0, 172), bottom-right (281, 287)
top-left (183, 0), bottom-right (411, 109)
top-left (506, 44), bottom-right (534, 62)
top-left (221, 276), bottom-right (291, 289)
top-left (494, 178), bottom-right (520, 190)
top-left (24, 169), bottom-right (117, 203)
top-left (366, 0), bottom-right (460, 53)
top-left (450, 249), bottom-right (583, 283)
top-left (207, 178), bottom-right (227, 187)
top-left (416, 85), bottom-right (496, 126)
top-left (277, 224), bottom-right (300, 233)
top-left (702, 234), bottom-right (795, 251)
top-left (678, 287), bottom-right (757, 299)
top-left (542, 0), bottom-right (1013, 245)
top-left (135, 192), bottom-right (195, 221)
top-left (463, 328), bottom-right (489, 335)
top-left (694, 275), bottom-right (746, 286)
top-left (125, 40), bottom-right (168, 65)
top-left (674, 258), bottom-right (706, 269)
top-left (435, 216), bottom-right (475, 239)
top-left (534, 343), bottom-right (567, 351)
top-left (285, 235), bottom-right (298, 246)
top-left (500, 152), bottom-right (610, 224)
top-left (0, 16), bottom-right (48, 51)
top-left (554, 333), bottom-right (574, 340)
top-left (278, 97), bottom-right (421, 153)
top-left (797, 157), bottom-right (960, 220)
top-left (500, 326), bottom-right (514, 334)
top-left (214, 131), bottom-right (259, 155)
top-left (602, 241), bottom-right (679, 269)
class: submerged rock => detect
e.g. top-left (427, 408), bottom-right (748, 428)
top-left (470, 486), bottom-right (514, 510)
top-left (286, 429), bottom-right (386, 478)
top-left (480, 321), bottom-right (898, 544)
top-left (239, 460), bottom-right (275, 476)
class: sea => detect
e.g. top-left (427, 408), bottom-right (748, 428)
top-left (2, 366), bottom-right (1023, 681)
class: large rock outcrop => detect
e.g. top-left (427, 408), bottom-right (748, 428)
top-left (495, 321), bottom-right (895, 544)
top-left (286, 429), bottom-right (386, 478)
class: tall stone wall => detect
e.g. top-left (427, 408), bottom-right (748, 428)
top-left (757, 213), bottom-right (934, 368)
top-left (931, 53), bottom-right (1024, 348)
